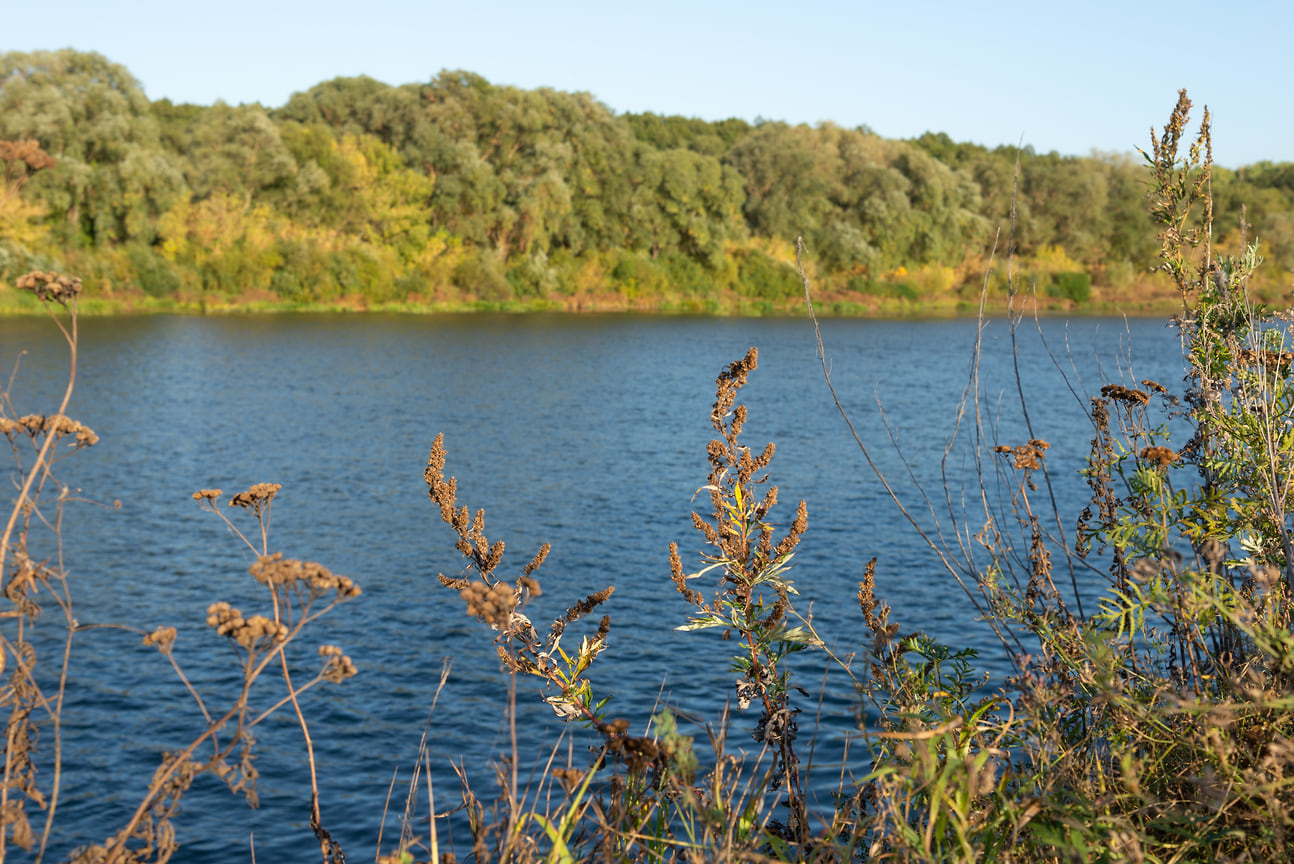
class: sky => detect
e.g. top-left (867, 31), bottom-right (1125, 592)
top-left (4, 0), bottom-right (1291, 168)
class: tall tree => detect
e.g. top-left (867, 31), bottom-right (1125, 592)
top-left (0, 50), bottom-right (185, 244)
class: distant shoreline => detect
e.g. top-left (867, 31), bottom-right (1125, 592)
top-left (0, 290), bottom-right (1184, 319)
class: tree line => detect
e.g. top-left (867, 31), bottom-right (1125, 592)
top-left (1, 49), bottom-right (1291, 313)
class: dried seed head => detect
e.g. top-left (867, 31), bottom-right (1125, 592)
top-left (143, 626), bottom-right (178, 653)
top-left (710, 347), bottom-right (758, 433)
top-left (318, 645), bottom-right (357, 683)
top-left (1141, 379), bottom-right (1168, 394)
top-left (1140, 446), bottom-right (1178, 467)
top-left (192, 489), bottom-right (223, 502)
top-left (15, 270), bottom-right (81, 305)
top-left (670, 542), bottom-right (704, 606)
top-left (1100, 384), bottom-right (1150, 406)
top-left (523, 543), bottom-right (550, 576)
top-left (229, 483), bottom-right (282, 514)
top-left (248, 553), bottom-right (360, 598)
top-left (995, 442), bottom-right (1046, 471)
top-left (771, 499), bottom-right (808, 560)
top-left (562, 586), bottom-right (615, 624)
top-left (460, 580), bottom-right (517, 627)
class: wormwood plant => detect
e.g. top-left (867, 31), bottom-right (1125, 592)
top-left (425, 432), bottom-right (615, 729)
top-left (668, 346), bottom-right (815, 844)
top-left (1, 274), bottom-right (362, 864)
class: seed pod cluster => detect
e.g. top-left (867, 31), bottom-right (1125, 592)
top-left (0, 414), bottom-right (98, 447)
top-left (318, 644), bottom-right (358, 683)
top-left (249, 553), bottom-right (361, 598)
top-left (460, 581), bottom-right (516, 627)
top-left (206, 602), bottom-right (287, 650)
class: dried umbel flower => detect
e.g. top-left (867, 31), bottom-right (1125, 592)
top-left (192, 488), bottom-right (223, 502)
top-left (143, 626), bottom-right (178, 653)
top-left (229, 482), bottom-right (281, 515)
top-left (318, 644), bottom-right (358, 683)
top-left (206, 602), bottom-right (287, 650)
top-left (15, 270), bottom-right (81, 305)
top-left (2, 413), bottom-right (98, 446)
top-left (1142, 379), bottom-right (1169, 394)
top-left (249, 553), bottom-right (361, 598)
top-left (994, 441), bottom-right (1048, 471)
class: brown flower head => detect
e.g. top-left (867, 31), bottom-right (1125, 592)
top-left (229, 483), bottom-right (281, 515)
top-left (250, 553), bottom-right (360, 598)
top-left (15, 270), bottom-right (81, 305)
top-left (143, 626), bottom-right (178, 653)
top-left (1140, 446), bottom-right (1178, 468)
top-left (1100, 384), bottom-right (1150, 406)
top-left (318, 644), bottom-right (358, 683)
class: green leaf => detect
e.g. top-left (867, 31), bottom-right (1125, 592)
top-left (675, 615), bottom-right (729, 632)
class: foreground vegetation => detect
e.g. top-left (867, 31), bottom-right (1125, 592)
top-left (4, 92), bottom-right (1294, 862)
top-left (3, 50), bottom-right (1293, 316)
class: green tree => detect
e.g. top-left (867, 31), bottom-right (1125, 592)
top-left (0, 50), bottom-right (186, 245)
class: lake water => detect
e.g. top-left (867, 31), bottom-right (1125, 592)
top-left (0, 312), bottom-right (1185, 860)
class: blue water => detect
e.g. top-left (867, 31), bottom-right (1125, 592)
top-left (0, 312), bottom-right (1185, 860)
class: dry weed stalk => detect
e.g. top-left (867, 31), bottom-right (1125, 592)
top-left (0, 271), bottom-right (88, 862)
top-left (2, 274), bottom-right (362, 863)
top-left (73, 484), bottom-right (361, 864)
top-left (669, 346), bottom-right (815, 846)
top-left (424, 432), bottom-right (615, 728)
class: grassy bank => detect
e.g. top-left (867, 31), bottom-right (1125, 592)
top-left (0, 279), bottom-right (1189, 318)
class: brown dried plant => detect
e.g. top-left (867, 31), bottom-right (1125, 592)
top-left (66, 483), bottom-right (362, 864)
top-left (668, 346), bottom-right (815, 845)
top-left (0, 272), bottom-right (95, 861)
top-left (424, 433), bottom-right (616, 729)
top-left (2, 273), bottom-right (363, 863)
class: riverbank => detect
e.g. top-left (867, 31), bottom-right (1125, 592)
top-left (0, 282), bottom-right (1187, 318)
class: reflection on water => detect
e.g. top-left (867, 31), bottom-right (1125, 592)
top-left (0, 312), bottom-right (1183, 859)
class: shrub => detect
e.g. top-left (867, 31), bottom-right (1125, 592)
top-left (1047, 269), bottom-right (1091, 303)
top-left (734, 249), bottom-right (800, 299)
top-left (452, 248), bottom-right (512, 302)
top-left (846, 275), bottom-right (919, 301)
top-left (124, 244), bottom-right (182, 298)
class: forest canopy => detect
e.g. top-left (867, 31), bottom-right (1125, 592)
top-left (2, 50), bottom-right (1290, 314)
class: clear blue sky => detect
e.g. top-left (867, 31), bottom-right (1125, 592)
top-left (5, 0), bottom-right (1290, 167)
